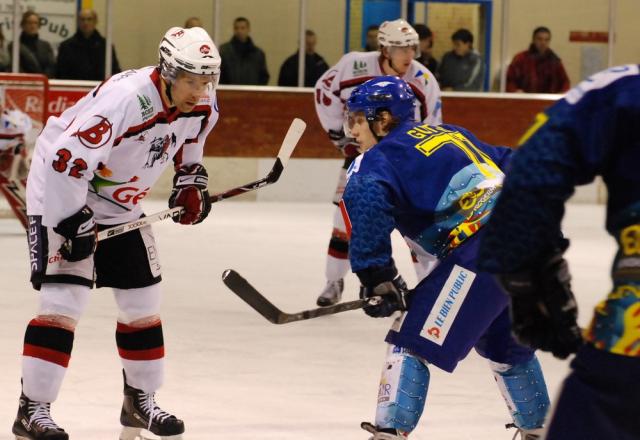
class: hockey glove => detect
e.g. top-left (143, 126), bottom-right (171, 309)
top-left (53, 205), bottom-right (97, 262)
top-left (357, 263), bottom-right (409, 318)
top-left (498, 253), bottom-right (583, 359)
top-left (328, 128), bottom-right (359, 158)
top-left (168, 164), bottom-right (211, 225)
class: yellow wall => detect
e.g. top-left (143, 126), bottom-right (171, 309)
top-left (90, 0), bottom-right (637, 89)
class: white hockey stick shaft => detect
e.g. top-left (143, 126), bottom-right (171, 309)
top-left (97, 118), bottom-right (306, 241)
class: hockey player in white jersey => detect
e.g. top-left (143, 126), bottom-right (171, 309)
top-left (12, 27), bottom-right (220, 440)
top-left (0, 107), bottom-right (33, 229)
top-left (314, 18), bottom-right (442, 307)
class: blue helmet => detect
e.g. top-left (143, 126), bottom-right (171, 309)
top-left (346, 76), bottom-right (416, 124)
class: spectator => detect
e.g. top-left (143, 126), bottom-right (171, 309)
top-left (364, 24), bottom-right (379, 51)
top-left (437, 28), bottom-right (484, 91)
top-left (414, 24), bottom-right (438, 74)
top-left (0, 28), bottom-right (10, 72)
top-left (219, 17), bottom-right (269, 85)
top-left (506, 26), bottom-right (570, 93)
top-left (184, 17), bottom-right (202, 29)
top-left (278, 30), bottom-right (329, 87)
top-left (8, 11), bottom-right (55, 78)
top-left (56, 9), bottom-right (121, 80)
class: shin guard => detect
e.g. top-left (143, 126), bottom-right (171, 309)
top-left (491, 356), bottom-right (550, 430)
top-left (375, 345), bottom-right (429, 434)
top-left (116, 320), bottom-right (164, 393)
top-left (22, 318), bottom-right (75, 402)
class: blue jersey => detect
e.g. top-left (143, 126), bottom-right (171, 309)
top-left (342, 121), bottom-right (511, 274)
top-left (479, 64), bottom-right (640, 357)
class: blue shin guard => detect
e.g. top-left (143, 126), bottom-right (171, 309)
top-left (375, 345), bottom-right (430, 433)
top-left (491, 356), bottom-right (550, 430)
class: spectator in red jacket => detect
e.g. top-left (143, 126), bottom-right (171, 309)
top-left (506, 27), bottom-right (570, 93)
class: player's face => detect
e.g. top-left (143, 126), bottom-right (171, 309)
top-left (347, 112), bottom-right (377, 152)
top-left (171, 72), bottom-right (213, 113)
top-left (386, 46), bottom-right (416, 75)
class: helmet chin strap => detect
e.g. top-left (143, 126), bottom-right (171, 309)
top-left (165, 80), bottom-right (174, 106)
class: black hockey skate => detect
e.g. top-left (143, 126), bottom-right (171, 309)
top-left (11, 392), bottom-right (68, 440)
top-left (120, 371), bottom-right (184, 440)
top-left (506, 423), bottom-right (543, 440)
top-left (361, 422), bottom-right (407, 439)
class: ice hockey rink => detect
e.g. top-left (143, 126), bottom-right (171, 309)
top-left (0, 198), bottom-right (615, 440)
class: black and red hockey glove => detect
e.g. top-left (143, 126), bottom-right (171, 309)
top-left (53, 205), bottom-right (97, 262)
top-left (168, 164), bottom-right (211, 225)
top-left (328, 129), bottom-right (360, 158)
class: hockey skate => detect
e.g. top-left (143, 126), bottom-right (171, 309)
top-left (316, 278), bottom-right (344, 306)
top-left (120, 372), bottom-right (184, 440)
top-left (506, 423), bottom-right (544, 440)
top-left (11, 392), bottom-right (68, 440)
top-left (361, 422), bottom-right (407, 439)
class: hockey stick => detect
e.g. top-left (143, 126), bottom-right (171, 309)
top-left (0, 175), bottom-right (27, 229)
top-left (97, 118), bottom-right (306, 241)
top-left (222, 269), bottom-right (377, 324)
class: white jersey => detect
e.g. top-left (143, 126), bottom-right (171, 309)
top-left (314, 51), bottom-right (442, 135)
top-left (27, 66), bottom-right (219, 227)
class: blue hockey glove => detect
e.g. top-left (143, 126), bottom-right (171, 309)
top-left (53, 205), bottom-right (97, 262)
top-left (498, 252), bottom-right (583, 359)
top-left (169, 164), bottom-right (211, 225)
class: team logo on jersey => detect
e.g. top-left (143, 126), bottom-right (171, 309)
top-left (72, 115), bottom-right (113, 149)
top-left (137, 95), bottom-right (154, 121)
top-left (144, 133), bottom-right (176, 168)
top-left (171, 30), bottom-right (184, 38)
top-left (352, 60), bottom-right (368, 76)
top-left (200, 45), bottom-right (211, 54)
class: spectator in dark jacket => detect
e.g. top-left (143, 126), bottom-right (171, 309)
top-left (56, 9), bottom-right (121, 80)
top-left (9, 11), bottom-right (55, 78)
top-left (363, 24), bottom-right (379, 51)
top-left (414, 24), bottom-right (438, 75)
top-left (506, 26), bottom-right (570, 93)
top-left (278, 30), bottom-right (329, 87)
top-left (437, 28), bottom-right (484, 91)
top-left (219, 17), bottom-right (269, 85)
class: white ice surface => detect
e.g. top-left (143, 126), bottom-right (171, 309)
top-left (0, 201), bottom-right (615, 440)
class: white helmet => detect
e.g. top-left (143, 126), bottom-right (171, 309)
top-left (377, 19), bottom-right (419, 48)
top-left (158, 26), bottom-right (221, 82)
top-left (0, 109), bottom-right (32, 135)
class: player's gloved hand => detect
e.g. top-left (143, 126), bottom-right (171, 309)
top-left (498, 253), bottom-right (583, 359)
top-left (168, 163), bottom-right (211, 225)
top-left (357, 262), bottom-right (409, 318)
top-left (359, 275), bottom-right (409, 318)
top-left (53, 205), bottom-right (97, 262)
top-left (328, 128), bottom-right (359, 157)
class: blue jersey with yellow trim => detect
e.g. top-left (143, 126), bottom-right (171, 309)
top-left (342, 121), bottom-right (511, 274)
top-left (478, 64), bottom-right (640, 357)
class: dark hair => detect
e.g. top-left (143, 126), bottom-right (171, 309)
top-left (451, 28), bottom-right (473, 44)
top-left (532, 26), bottom-right (551, 38)
top-left (305, 29), bottom-right (315, 37)
top-left (20, 10), bottom-right (40, 27)
top-left (234, 17), bottom-right (250, 26)
top-left (413, 24), bottom-right (432, 41)
top-left (367, 24), bottom-right (379, 32)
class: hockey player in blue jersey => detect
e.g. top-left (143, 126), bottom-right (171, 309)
top-left (478, 65), bottom-right (640, 440)
top-left (340, 76), bottom-right (550, 440)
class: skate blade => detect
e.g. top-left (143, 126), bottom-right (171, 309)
top-left (120, 426), bottom-right (183, 440)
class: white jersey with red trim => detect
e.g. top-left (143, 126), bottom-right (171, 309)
top-left (314, 51), bottom-right (442, 135)
top-left (26, 66), bottom-right (218, 227)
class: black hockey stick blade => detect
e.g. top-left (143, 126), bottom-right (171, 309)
top-left (221, 269), bottom-right (369, 324)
